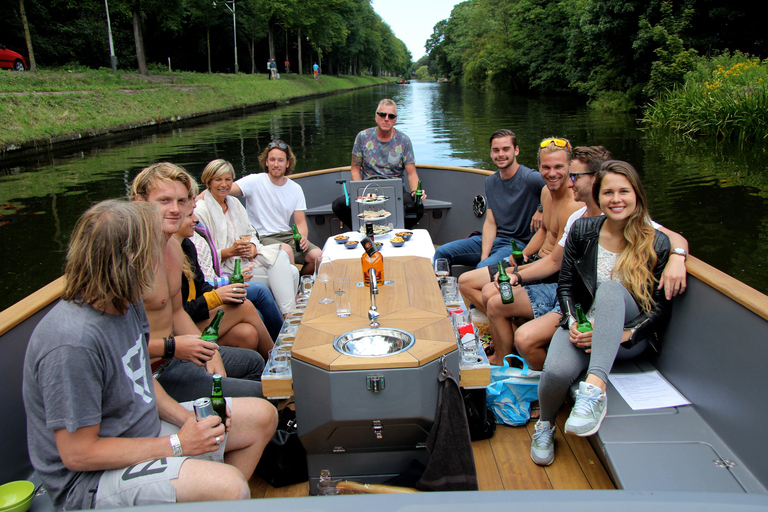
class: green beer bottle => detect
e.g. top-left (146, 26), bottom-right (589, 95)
top-left (292, 224), bottom-right (302, 253)
top-left (211, 374), bottom-right (227, 423)
top-left (510, 240), bottom-right (524, 267)
top-left (575, 304), bottom-right (593, 333)
top-left (414, 180), bottom-right (423, 206)
top-left (201, 310), bottom-right (225, 342)
top-left (498, 261), bottom-right (514, 304)
top-left (231, 258), bottom-right (244, 285)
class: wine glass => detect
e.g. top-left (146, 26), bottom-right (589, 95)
top-left (434, 258), bottom-right (450, 277)
top-left (316, 256), bottom-right (334, 304)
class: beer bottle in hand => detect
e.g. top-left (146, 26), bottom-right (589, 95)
top-left (231, 258), bottom-right (244, 284)
top-left (575, 304), bottom-right (593, 333)
top-left (201, 310), bottom-right (224, 342)
top-left (292, 224), bottom-right (303, 253)
top-left (211, 374), bottom-right (227, 423)
top-left (361, 236), bottom-right (384, 286)
top-left (498, 261), bottom-right (514, 304)
top-left (414, 180), bottom-right (423, 206)
top-left (510, 240), bottom-right (524, 267)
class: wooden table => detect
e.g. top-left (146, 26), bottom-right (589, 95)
top-left (262, 256), bottom-right (490, 397)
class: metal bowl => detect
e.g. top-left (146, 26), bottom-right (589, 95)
top-left (333, 328), bottom-right (415, 357)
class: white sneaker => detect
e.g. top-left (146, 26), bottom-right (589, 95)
top-left (564, 381), bottom-right (607, 436)
top-left (530, 420), bottom-right (556, 466)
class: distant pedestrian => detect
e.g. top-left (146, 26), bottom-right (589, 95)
top-left (284, 59), bottom-right (290, 74)
top-left (313, 62), bottom-right (319, 80)
top-left (269, 59), bottom-right (277, 80)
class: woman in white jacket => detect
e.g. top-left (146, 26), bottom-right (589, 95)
top-left (194, 159), bottom-right (299, 315)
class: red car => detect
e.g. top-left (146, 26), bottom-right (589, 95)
top-left (0, 44), bottom-right (27, 71)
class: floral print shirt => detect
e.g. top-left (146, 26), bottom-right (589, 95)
top-left (352, 127), bottom-right (415, 179)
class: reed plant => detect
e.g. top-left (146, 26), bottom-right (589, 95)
top-left (643, 52), bottom-right (768, 144)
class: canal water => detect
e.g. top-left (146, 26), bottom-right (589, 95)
top-left (2, 82), bottom-right (768, 311)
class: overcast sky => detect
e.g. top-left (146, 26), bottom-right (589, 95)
top-left (371, 0), bottom-right (461, 61)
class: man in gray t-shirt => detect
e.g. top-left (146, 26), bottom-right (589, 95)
top-left (23, 200), bottom-right (277, 510)
top-left (433, 129), bottom-right (544, 269)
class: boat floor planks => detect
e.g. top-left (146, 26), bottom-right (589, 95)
top-left (247, 405), bottom-right (614, 497)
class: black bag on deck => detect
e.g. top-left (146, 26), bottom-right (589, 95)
top-left (254, 405), bottom-right (309, 487)
top-left (462, 387), bottom-right (496, 440)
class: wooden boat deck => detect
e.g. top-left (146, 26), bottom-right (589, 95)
top-left (247, 405), bottom-right (614, 497)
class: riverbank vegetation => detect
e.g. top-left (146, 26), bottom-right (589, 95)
top-left (421, 1), bottom-right (766, 120)
top-left (0, 71), bottom-right (388, 150)
top-left (643, 53), bottom-right (768, 143)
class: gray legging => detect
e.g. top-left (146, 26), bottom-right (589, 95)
top-left (539, 280), bottom-right (648, 423)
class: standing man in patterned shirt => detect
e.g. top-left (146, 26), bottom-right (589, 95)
top-left (332, 98), bottom-right (425, 229)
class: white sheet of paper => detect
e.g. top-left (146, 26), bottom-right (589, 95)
top-left (608, 370), bottom-right (691, 411)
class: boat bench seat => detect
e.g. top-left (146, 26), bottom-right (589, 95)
top-left (305, 198), bottom-right (452, 218)
top-left (578, 273), bottom-right (768, 494)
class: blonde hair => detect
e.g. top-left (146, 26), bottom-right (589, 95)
top-left (258, 140), bottom-right (297, 175)
top-left (62, 200), bottom-right (163, 314)
top-left (201, 159), bottom-right (235, 187)
top-left (593, 160), bottom-right (658, 313)
top-left (130, 162), bottom-right (198, 201)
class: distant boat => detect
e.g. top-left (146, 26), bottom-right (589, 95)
top-left (438, 77), bottom-right (451, 83)
top-left (396, 79), bottom-right (410, 84)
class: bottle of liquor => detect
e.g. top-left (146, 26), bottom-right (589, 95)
top-left (575, 304), bottom-right (593, 333)
top-left (201, 310), bottom-right (225, 342)
top-left (231, 258), bottom-right (244, 284)
top-left (414, 180), bottom-right (423, 206)
top-left (510, 240), bottom-right (524, 267)
top-left (210, 374), bottom-right (227, 423)
top-left (292, 224), bottom-right (303, 253)
top-left (361, 236), bottom-right (384, 286)
top-left (497, 261), bottom-right (514, 304)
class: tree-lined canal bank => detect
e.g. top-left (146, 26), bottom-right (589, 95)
top-left (0, 71), bottom-right (391, 154)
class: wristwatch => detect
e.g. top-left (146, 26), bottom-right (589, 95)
top-left (536, 204), bottom-right (543, 213)
top-left (671, 248), bottom-right (687, 260)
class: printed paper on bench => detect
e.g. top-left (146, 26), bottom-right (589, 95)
top-left (608, 370), bottom-right (691, 410)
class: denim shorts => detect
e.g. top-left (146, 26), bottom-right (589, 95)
top-left (524, 282), bottom-right (561, 319)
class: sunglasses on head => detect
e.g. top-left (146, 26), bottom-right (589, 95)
top-left (376, 111), bottom-right (397, 120)
top-left (569, 171), bottom-right (597, 182)
top-left (540, 138), bottom-right (572, 151)
top-left (268, 141), bottom-right (288, 150)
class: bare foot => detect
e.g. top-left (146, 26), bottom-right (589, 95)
top-left (530, 400), bottom-right (540, 420)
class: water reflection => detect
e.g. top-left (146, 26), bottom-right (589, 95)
top-left (1, 82), bottom-right (767, 310)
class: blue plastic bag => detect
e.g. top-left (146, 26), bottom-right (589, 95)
top-left (486, 354), bottom-right (540, 426)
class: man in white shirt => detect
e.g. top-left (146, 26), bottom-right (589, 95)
top-left (229, 140), bottom-right (323, 276)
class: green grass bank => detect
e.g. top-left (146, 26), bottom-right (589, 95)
top-left (0, 70), bottom-right (391, 153)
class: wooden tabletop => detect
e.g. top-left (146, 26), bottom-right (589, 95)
top-left (291, 256), bottom-right (457, 371)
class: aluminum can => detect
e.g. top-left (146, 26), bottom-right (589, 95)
top-left (193, 397), bottom-right (214, 421)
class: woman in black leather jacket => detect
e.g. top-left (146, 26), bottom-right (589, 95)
top-left (531, 160), bottom-right (671, 466)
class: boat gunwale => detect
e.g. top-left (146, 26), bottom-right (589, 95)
top-left (3, 166), bottom-right (768, 335)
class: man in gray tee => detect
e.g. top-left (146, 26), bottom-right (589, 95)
top-left (433, 129), bottom-right (544, 269)
top-left (23, 200), bottom-right (276, 510)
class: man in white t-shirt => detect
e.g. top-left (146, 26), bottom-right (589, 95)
top-left (486, 146), bottom-right (690, 370)
top-left (230, 140), bottom-right (323, 276)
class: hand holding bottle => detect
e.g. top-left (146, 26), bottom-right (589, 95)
top-left (177, 415), bottom-right (225, 455)
top-left (216, 283), bottom-right (249, 304)
top-left (174, 335), bottom-right (218, 366)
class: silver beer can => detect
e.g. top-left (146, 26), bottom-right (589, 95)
top-left (193, 397), bottom-right (214, 421)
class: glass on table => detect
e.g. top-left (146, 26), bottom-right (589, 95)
top-left (434, 258), bottom-right (450, 277)
top-left (300, 275), bottom-right (314, 298)
top-left (316, 256), bottom-right (334, 304)
top-left (268, 347), bottom-right (291, 374)
top-left (333, 278), bottom-right (351, 317)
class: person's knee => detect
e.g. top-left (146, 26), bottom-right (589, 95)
top-left (486, 293), bottom-right (503, 316)
top-left (215, 466), bottom-right (251, 500)
top-left (595, 280), bottom-right (624, 301)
